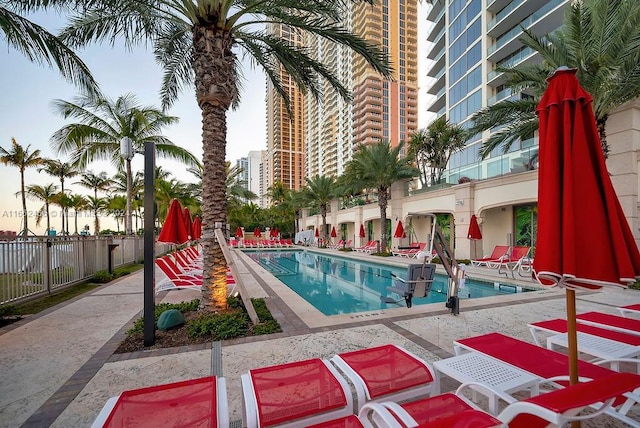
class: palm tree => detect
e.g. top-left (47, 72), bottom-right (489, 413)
top-left (60, 0), bottom-right (391, 311)
top-left (68, 193), bottom-right (87, 234)
top-left (38, 159), bottom-right (79, 234)
top-left (50, 93), bottom-right (201, 236)
top-left (107, 195), bottom-right (127, 233)
top-left (85, 196), bottom-right (107, 234)
top-left (343, 141), bottom-right (418, 253)
top-left (407, 117), bottom-right (466, 187)
top-left (25, 184), bottom-right (59, 234)
top-left (300, 175), bottom-right (337, 245)
top-left (467, 0), bottom-right (640, 158)
top-left (75, 171), bottom-right (113, 200)
top-left (1, 2), bottom-right (98, 95)
top-left (267, 180), bottom-right (288, 207)
top-left (0, 138), bottom-right (43, 237)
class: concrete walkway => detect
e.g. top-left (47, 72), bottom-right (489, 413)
top-left (1, 256), bottom-right (639, 427)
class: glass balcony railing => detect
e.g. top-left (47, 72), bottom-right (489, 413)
top-left (487, 0), bottom-right (525, 31)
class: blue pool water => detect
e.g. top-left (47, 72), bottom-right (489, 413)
top-left (244, 250), bottom-right (530, 315)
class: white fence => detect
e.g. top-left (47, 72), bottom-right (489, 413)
top-left (0, 235), bottom-right (171, 305)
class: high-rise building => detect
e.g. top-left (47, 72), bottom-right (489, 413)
top-left (350, 0), bottom-right (419, 153)
top-left (425, 0), bottom-right (568, 183)
top-left (265, 24), bottom-right (306, 195)
top-left (266, 2), bottom-right (419, 186)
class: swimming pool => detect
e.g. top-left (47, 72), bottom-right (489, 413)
top-left (244, 250), bottom-right (530, 315)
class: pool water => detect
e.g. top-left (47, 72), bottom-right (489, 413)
top-left (245, 250), bottom-right (530, 316)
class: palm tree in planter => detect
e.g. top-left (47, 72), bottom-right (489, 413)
top-left (343, 141), bottom-right (418, 253)
top-left (0, 138), bottom-right (43, 237)
top-left (300, 175), bottom-right (337, 246)
top-left (59, 0), bottom-right (390, 311)
top-left (51, 93), bottom-right (200, 236)
top-left (24, 184), bottom-right (59, 235)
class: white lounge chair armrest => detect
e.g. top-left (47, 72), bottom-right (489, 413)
top-left (596, 357), bottom-right (640, 370)
top-left (456, 381), bottom-right (517, 405)
top-left (241, 373), bottom-right (259, 428)
top-left (217, 377), bottom-right (229, 428)
top-left (358, 402), bottom-right (405, 428)
top-left (375, 401), bottom-right (420, 427)
top-left (497, 397), bottom-right (617, 426)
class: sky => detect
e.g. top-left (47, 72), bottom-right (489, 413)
top-left (0, 5), bottom-right (432, 235)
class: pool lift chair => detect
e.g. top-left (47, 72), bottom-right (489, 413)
top-left (384, 213), bottom-right (463, 314)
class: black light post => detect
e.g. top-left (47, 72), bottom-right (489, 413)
top-left (143, 141), bottom-right (156, 346)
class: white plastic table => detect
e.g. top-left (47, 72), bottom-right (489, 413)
top-left (546, 332), bottom-right (640, 370)
top-left (433, 352), bottom-right (540, 415)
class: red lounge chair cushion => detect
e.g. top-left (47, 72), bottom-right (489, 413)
top-left (401, 393), bottom-right (474, 424)
top-left (532, 319), bottom-right (640, 345)
top-left (103, 376), bottom-right (218, 427)
top-left (250, 358), bottom-right (347, 427)
top-left (307, 415), bottom-right (364, 428)
top-left (338, 344), bottom-right (434, 399)
top-left (578, 311), bottom-right (640, 333)
top-left (457, 333), bottom-right (614, 381)
top-left (416, 409), bottom-right (501, 428)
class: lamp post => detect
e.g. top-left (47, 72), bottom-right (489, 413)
top-left (120, 137), bottom-right (134, 235)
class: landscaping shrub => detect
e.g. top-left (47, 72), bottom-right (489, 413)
top-left (0, 304), bottom-right (21, 317)
top-left (92, 270), bottom-right (113, 283)
top-left (187, 311), bottom-right (249, 339)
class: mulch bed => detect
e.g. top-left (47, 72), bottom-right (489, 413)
top-left (115, 311), bottom-right (213, 353)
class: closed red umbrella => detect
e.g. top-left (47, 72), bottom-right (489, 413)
top-left (534, 68), bottom-right (640, 387)
top-left (359, 224), bottom-right (366, 238)
top-left (192, 216), bottom-right (202, 240)
top-left (253, 227), bottom-right (261, 238)
top-left (235, 227), bottom-right (243, 238)
top-left (330, 226), bottom-right (337, 238)
top-left (273, 227), bottom-right (279, 237)
top-left (315, 227), bottom-right (319, 238)
top-left (158, 199), bottom-right (189, 245)
top-left (393, 220), bottom-right (404, 238)
top-left (467, 214), bottom-right (482, 259)
top-left (182, 207), bottom-right (192, 240)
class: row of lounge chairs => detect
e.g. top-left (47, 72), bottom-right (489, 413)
top-left (470, 245), bottom-right (533, 277)
top-left (229, 239), bottom-right (294, 248)
top-left (93, 315), bottom-right (640, 427)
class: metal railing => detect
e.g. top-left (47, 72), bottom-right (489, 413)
top-left (0, 235), bottom-right (170, 305)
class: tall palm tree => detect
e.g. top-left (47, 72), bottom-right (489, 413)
top-left (24, 183), bottom-right (59, 234)
top-left (467, 0), bottom-right (640, 158)
top-left (107, 195), bottom-right (127, 233)
top-left (50, 93), bottom-right (200, 236)
top-left (407, 117), bottom-right (466, 187)
top-left (343, 141), bottom-right (418, 253)
top-left (267, 180), bottom-right (288, 207)
top-left (38, 159), bottom-right (79, 234)
top-left (0, 138), bottom-right (43, 237)
top-left (1, 1), bottom-right (98, 95)
top-left (85, 196), bottom-right (107, 234)
top-left (300, 175), bottom-right (337, 245)
top-left (75, 171), bottom-right (113, 200)
top-left (60, 0), bottom-right (391, 312)
top-left (68, 193), bottom-right (87, 234)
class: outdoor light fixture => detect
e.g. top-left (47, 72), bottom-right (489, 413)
top-left (120, 136), bottom-right (134, 160)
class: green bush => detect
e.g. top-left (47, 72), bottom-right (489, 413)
top-left (92, 270), bottom-right (113, 283)
top-left (338, 247), bottom-right (353, 252)
top-left (252, 320), bottom-right (281, 335)
top-left (0, 304), bottom-right (21, 317)
top-left (128, 299), bottom-right (200, 334)
top-left (187, 311), bottom-right (249, 339)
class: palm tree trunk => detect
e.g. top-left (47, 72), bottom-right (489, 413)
top-left (60, 180), bottom-right (65, 234)
top-left (321, 205), bottom-right (328, 246)
top-left (45, 202), bottom-right (51, 233)
top-left (379, 188), bottom-right (388, 253)
top-left (194, 27), bottom-right (237, 312)
top-left (125, 159), bottom-right (133, 235)
top-left (74, 213), bottom-right (78, 234)
top-left (20, 169), bottom-right (28, 238)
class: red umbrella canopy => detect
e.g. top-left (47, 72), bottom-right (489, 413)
top-left (253, 227), bottom-right (261, 237)
top-left (315, 227), bottom-right (319, 238)
top-left (467, 215), bottom-right (482, 240)
top-left (182, 207), bottom-right (192, 239)
top-left (330, 226), bottom-right (337, 238)
top-left (236, 227), bottom-right (243, 238)
top-left (534, 68), bottom-right (640, 290)
top-left (158, 199), bottom-right (189, 245)
top-left (534, 68), bottom-right (640, 388)
top-left (192, 216), bottom-right (202, 240)
top-left (359, 224), bottom-right (366, 238)
top-left (273, 227), bottom-right (279, 237)
top-left (393, 221), bottom-right (404, 238)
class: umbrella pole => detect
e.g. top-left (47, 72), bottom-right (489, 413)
top-left (566, 289), bottom-right (580, 428)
